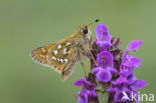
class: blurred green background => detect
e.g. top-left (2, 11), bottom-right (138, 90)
top-left (0, 0), bottom-right (155, 103)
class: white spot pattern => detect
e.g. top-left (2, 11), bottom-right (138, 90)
top-left (63, 48), bottom-right (70, 54)
top-left (66, 43), bottom-right (71, 45)
top-left (57, 58), bottom-right (60, 61)
top-left (58, 45), bottom-right (61, 49)
top-left (52, 56), bottom-right (56, 60)
top-left (64, 59), bottom-right (68, 63)
top-left (55, 58), bottom-right (64, 63)
top-left (60, 59), bottom-right (64, 63)
top-left (42, 48), bottom-right (45, 52)
top-left (63, 48), bottom-right (67, 54)
top-left (53, 50), bottom-right (58, 55)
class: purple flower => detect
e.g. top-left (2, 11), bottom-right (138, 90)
top-left (122, 56), bottom-right (142, 70)
top-left (74, 78), bottom-right (95, 91)
top-left (77, 90), bottom-right (97, 103)
top-left (77, 90), bottom-right (88, 103)
top-left (96, 24), bottom-right (112, 50)
top-left (127, 40), bottom-right (143, 52)
top-left (131, 80), bottom-right (148, 90)
top-left (93, 67), bottom-right (117, 82)
top-left (93, 68), bottom-right (112, 82)
top-left (96, 51), bottom-right (113, 68)
top-left (108, 76), bottom-right (147, 102)
top-left (86, 91), bottom-right (97, 102)
top-left (119, 69), bottom-right (136, 83)
top-left (74, 78), bottom-right (98, 103)
top-left (122, 41), bottom-right (143, 70)
top-left (111, 76), bottom-right (147, 91)
top-left (92, 51), bottom-right (117, 82)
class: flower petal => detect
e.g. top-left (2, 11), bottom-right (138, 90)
top-left (96, 51), bottom-right (114, 68)
top-left (108, 67), bottom-right (117, 74)
top-left (96, 41), bottom-right (112, 50)
top-left (96, 24), bottom-right (109, 41)
top-left (74, 78), bottom-right (95, 91)
top-left (74, 78), bottom-right (86, 87)
top-left (87, 90), bottom-right (98, 102)
top-left (112, 77), bottom-right (129, 86)
top-left (77, 90), bottom-right (88, 103)
top-left (123, 56), bottom-right (142, 67)
top-left (107, 87), bottom-right (118, 93)
top-left (114, 88), bottom-right (131, 102)
top-left (114, 91), bottom-right (124, 102)
top-left (96, 70), bottom-right (112, 82)
top-left (127, 40), bottom-right (142, 52)
top-left (92, 67), bottom-right (102, 74)
top-left (131, 80), bottom-right (148, 90)
top-left (119, 70), bottom-right (136, 83)
top-left (95, 24), bottom-right (112, 50)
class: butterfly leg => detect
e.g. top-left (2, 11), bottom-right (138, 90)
top-left (79, 52), bottom-right (91, 72)
top-left (80, 61), bottom-right (87, 77)
top-left (86, 43), bottom-right (96, 65)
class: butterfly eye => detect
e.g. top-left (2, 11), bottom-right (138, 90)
top-left (82, 28), bottom-right (88, 34)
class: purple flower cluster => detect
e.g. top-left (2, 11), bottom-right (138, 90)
top-left (74, 24), bottom-right (147, 103)
top-left (108, 40), bottom-right (147, 102)
top-left (92, 24), bottom-right (117, 83)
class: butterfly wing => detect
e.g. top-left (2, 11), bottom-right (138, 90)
top-left (31, 43), bottom-right (56, 67)
top-left (61, 47), bottom-right (79, 81)
top-left (31, 35), bottom-right (80, 81)
top-left (46, 38), bottom-right (80, 81)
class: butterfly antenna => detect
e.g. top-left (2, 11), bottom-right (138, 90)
top-left (88, 19), bottom-right (99, 25)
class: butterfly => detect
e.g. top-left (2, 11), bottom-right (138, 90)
top-left (31, 19), bottom-right (99, 81)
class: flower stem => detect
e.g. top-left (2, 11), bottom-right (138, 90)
top-left (97, 91), bottom-right (109, 103)
top-left (96, 82), bottom-right (109, 103)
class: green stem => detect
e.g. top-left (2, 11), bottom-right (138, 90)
top-left (96, 82), bottom-right (109, 103)
top-left (97, 91), bottom-right (109, 103)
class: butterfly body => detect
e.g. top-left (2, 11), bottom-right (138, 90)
top-left (31, 25), bottom-right (92, 81)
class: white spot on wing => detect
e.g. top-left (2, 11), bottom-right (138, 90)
top-left (53, 50), bottom-right (58, 55)
top-left (57, 58), bottom-right (60, 61)
top-left (64, 59), bottom-right (68, 63)
top-left (60, 59), bottom-right (64, 63)
top-left (66, 43), bottom-right (71, 45)
top-left (63, 48), bottom-right (67, 54)
top-left (63, 48), bottom-right (70, 54)
top-left (56, 58), bottom-right (64, 63)
top-left (58, 45), bottom-right (61, 49)
top-left (52, 56), bottom-right (56, 60)
top-left (41, 48), bottom-right (46, 52)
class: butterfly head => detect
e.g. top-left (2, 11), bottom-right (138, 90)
top-left (80, 25), bottom-right (91, 39)
top-left (79, 19), bottom-right (99, 40)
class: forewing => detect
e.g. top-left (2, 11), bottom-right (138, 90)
top-left (31, 35), bottom-right (80, 81)
top-left (31, 43), bottom-right (56, 67)
top-left (46, 38), bottom-right (79, 75)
